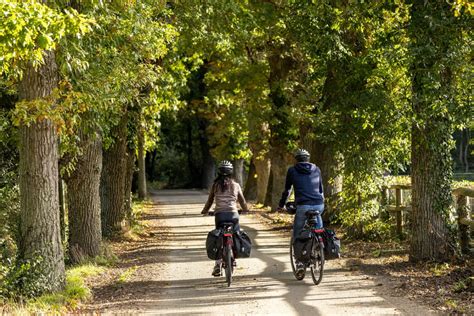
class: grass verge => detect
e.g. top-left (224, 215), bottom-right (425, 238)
top-left (0, 264), bottom-right (105, 314)
top-left (123, 199), bottom-right (154, 241)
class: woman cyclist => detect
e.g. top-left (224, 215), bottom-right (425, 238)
top-left (201, 160), bottom-right (249, 276)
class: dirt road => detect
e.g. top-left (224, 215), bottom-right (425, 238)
top-left (90, 190), bottom-right (436, 315)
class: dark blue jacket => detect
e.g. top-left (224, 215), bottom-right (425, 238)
top-left (279, 162), bottom-right (324, 208)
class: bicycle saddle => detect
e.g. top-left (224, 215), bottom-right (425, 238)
top-left (221, 222), bottom-right (236, 228)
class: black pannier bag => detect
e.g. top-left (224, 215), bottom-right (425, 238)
top-left (293, 229), bottom-right (313, 262)
top-left (233, 230), bottom-right (252, 258)
top-left (323, 228), bottom-right (341, 260)
top-left (206, 228), bottom-right (223, 260)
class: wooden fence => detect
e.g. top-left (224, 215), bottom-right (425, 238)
top-left (383, 184), bottom-right (473, 254)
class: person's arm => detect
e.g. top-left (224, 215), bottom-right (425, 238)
top-left (236, 183), bottom-right (249, 212)
top-left (278, 168), bottom-right (293, 208)
top-left (201, 184), bottom-right (215, 214)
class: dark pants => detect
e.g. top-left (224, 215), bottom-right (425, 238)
top-left (214, 212), bottom-right (240, 266)
top-left (215, 211), bottom-right (240, 231)
top-left (293, 204), bottom-right (324, 239)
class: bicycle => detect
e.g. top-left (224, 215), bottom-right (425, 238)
top-left (220, 221), bottom-right (235, 287)
top-left (207, 211), bottom-right (243, 287)
top-left (287, 203), bottom-right (325, 285)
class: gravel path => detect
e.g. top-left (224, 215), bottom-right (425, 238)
top-left (90, 189), bottom-right (437, 315)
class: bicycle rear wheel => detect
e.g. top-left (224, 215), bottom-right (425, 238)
top-left (290, 236), bottom-right (304, 280)
top-left (225, 243), bottom-right (233, 287)
top-left (310, 240), bottom-right (324, 285)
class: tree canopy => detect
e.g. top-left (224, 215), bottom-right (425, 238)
top-left (0, 0), bottom-right (472, 301)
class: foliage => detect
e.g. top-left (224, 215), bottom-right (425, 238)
top-left (0, 263), bottom-right (104, 313)
top-left (0, 0), bottom-right (472, 304)
top-left (0, 107), bottom-right (19, 244)
top-left (0, 86), bottom-right (19, 264)
top-left (29, 264), bottom-right (103, 311)
top-left (54, 1), bottom-right (187, 177)
top-left (286, 0), bottom-right (412, 239)
top-left (337, 173), bottom-right (392, 241)
top-left (0, 0), bottom-right (92, 77)
top-left (0, 256), bottom-right (51, 299)
top-left (408, 0), bottom-right (472, 237)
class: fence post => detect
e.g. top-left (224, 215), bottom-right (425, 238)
top-left (456, 194), bottom-right (470, 255)
top-left (380, 186), bottom-right (389, 221)
top-left (395, 188), bottom-right (403, 238)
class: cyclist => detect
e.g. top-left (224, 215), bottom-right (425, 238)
top-left (201, 160), bottom-right (249, 276)
top-left (278, 148), bottom-right (324, 277)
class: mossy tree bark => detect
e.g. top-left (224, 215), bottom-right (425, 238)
top-left (101, 116), bottom-right (128, 237)
top-left (408, 0), bottom-right (459, 261)
top-left (66, 131), bottom-right (103, 263)
top-left (254, 157), bottom-right (271, 204)
top-left (243, 158), bottom-right (258, 201)
top-left (18, 50), bottom-right (65, 292)
top-left (137, 126), bottom-right (147, 199)
top-left (248, 121), bottom-right (270, 204)
top-left (124, 146), bottom-right (136, 222)
top-left (199, 119), bottom-right (215, 189)
top-left (267, 46), bottom-right (296, 211)
top-left (410, 122), bottom-right (453, 261)
top-left (233, 158), bottom-right (245, 188)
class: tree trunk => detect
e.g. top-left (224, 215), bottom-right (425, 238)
top-left (17, 50), bottom-right (65, 292)
top-left (233, 158), bottom-right (244, 188)
top-left (300, 123), bottom-right (343, 221)
top-left (199, 120), bottom-right (215, 189)
top-left (458, 130), bottom-right (465, 170)
top-left (137, 127), bottom-right (147, 199)
top-left (124, 146), bottom-right (136, 222)
top-left (101, 116), bottom-right (128, 237)
top-left (464, 129), bottom-right (470, 172)
top-left (269, 146), bottom-right (289, 211)
top-left (410, 121), bottom-right (453, 261)
top-left (66, 131), bottom-right (102, 263)
top-left (254, 156), bottom-right (271, 204)
top-left (304, 58), bottom-right (344, 222)
top-left (248, 120), bottom-right (271, 204)
top-left (58, 177), bottom-right (66, 243)
top-left (145, 149), bottom-right (157, 181)
top-left (312, 140), bottom-right (342, 222)
top-left (243, 158), bottom-right (258, 201)
top-left (264, 169), bottom-right (273, 207)
top-left (266, 45), bottom-right (295, 211)
top-left (408, 0), bottom-right (457, 262)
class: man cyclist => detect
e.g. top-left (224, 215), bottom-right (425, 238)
top-left (278, 148), bottom-right (324, 277)
top-left (201, 160), bottom-right (249, 276)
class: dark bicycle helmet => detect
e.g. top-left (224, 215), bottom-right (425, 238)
top-left (294, 148), bottom-right (310, 162)
top-left (218, 160), bottom-right (233, 175)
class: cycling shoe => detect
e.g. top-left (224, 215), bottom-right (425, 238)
top-left (212, 264), bottom-right (221, 277)
top-left (295, 262), bottom-right (305, 279)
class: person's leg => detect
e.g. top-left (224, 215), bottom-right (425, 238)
top-left (314, 204), bottom-right (325, 229)
top-left (293, 205), bottom-right (311, 276)
top-left (216, 211), bottom-right (240, 230)
top-left (230, 212), bottom-right (240, 267)
top-left (231, 212), bottom-right (240, 231)
top-left (293, 205), bottom-right (310, 239)
top-left (213, 212), bottom-right (227, 276)
top-left (215, 212), bottom-right (225, 229)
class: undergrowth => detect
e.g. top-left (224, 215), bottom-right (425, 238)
top-left (1, 264), bottom-right (104, 314)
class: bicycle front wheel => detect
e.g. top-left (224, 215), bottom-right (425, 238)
top-left (310, 241), bottom-right (324, 285)
top-left (225, 243), bottom-right (233, 287)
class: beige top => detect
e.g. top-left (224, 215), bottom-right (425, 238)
top-left (202, 180), bottom-right (249, 214)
